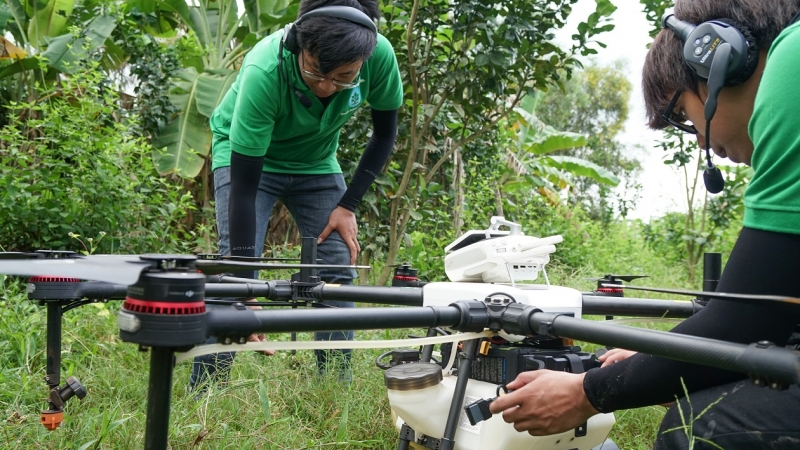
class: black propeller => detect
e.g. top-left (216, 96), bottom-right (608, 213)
top-left (0, 250), bottom-right (80, 260)
top-left (601, 284), bottom-right (800, 307)
top-left (196, 254), bottom-right (311, 262)
top-left (587, 274), bottom-right (649, 283)
top-left (0, 253), bottom-right (371, 286)
top-left (0, 252), bottom-right (46, 259)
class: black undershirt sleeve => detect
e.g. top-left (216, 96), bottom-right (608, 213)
top-left (583, 227), bottom-right (800, 412)
top-left (337, 108), bottom-right (398, 212)
top-left (228, 151), bottom-right (264, 279)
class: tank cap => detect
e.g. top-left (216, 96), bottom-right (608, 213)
top-left (384, 362), bottom-right (443, 391)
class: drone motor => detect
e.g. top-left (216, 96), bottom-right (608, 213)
top-left (117, 255), bottom-right (208, 349)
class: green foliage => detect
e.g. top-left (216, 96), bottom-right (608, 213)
top-left (640, 0), bottom-right (675, 38)
top-left (641, 162), bottom-right (749, 280)
top-left (500, 92), bottom-right (621, 204)
top-left (537, 62), bottom-right (640, 220)
top-left (641, 211), bottom-right (689, 266)
top-left (143, 0), bottom-right (296, 177)
top-left (649, 128), bottom-right (748, 282)
top-left (344, 0), bottom-right (620, 285)
top-left (0, 0), bottom-right (119, 77)
top-left (110, 6), bottom-right (181, 138)
top-left (0, 1), bottom-right (116, 127)
top-left (0, 58), bottom-right (197, 253)
top-left (396, 231), bottom-right (450, 281)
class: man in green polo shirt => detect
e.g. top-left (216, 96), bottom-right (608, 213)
top-left (190, 0), bottom-right (403, 390)
top-left (488, 1), bottom-right (800, 448)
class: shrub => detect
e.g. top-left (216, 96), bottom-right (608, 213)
top-left (0, 59), bottom-right (196, 254)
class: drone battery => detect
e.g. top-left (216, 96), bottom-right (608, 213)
top-left (470, 345), bottom-right (599, 384)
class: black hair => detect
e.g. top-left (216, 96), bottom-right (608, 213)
top-left (642, 0), bottom-right (800, 129)
top-left (295, 0), bottom-right (380, 74)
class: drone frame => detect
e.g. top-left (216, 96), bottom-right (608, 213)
top-left (4, 243), bottom-right (797, 449)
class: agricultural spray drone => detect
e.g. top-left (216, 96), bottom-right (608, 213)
top-left (2, 217), bottom-right (798, 450)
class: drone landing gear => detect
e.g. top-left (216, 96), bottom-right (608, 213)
top-left (41, 375), bottom-right (87, 430)
top-left (29, 274), bottom-right (92, 430)
top-left (116, 255), bottom-right (210, 450)
top-left (144, 347), bottom-right (177, 448)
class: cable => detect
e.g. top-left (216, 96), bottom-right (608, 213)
top-left (174, 330), bottom-right (494, 363)
top-left (703, 119), bottom-right (725, 194)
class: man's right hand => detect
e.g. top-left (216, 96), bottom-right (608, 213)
top-left (598, 348), bottom-right (637, 367)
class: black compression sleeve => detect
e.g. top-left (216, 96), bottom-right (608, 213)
top-left (337, 108), bottom-right (398, 212)
top-left (228, 151), bottom-right (264, 279)
top-left (584, 227), bottom-right (800, 412)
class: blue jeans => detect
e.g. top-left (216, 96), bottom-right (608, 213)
top-left (190, 167), bottom-right (356, 390)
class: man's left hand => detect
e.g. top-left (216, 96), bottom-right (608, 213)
top-left (318, 206), bottom-right (360, 264)
top-left (489, 370), bottom-right (599, 436)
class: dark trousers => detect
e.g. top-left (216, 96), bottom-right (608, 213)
top-left (654, 379), bottom-right (800, 449)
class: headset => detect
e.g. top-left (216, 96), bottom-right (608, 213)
top-left (662, 9), bottom-right (800, 193)
top-left (277, 6), bottom-right (378, 108)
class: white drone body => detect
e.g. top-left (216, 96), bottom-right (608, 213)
top-left (384, 217), bottom-right (616, 450)
top-left (432, 216), bottom-right (578, 339)
top-left (444, 216), bottom-right (563, 284)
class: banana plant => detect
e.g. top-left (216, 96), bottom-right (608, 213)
top-left (501, 94), bottom-right (620, 204)
top-left (139, 0), bottom-right (297, 177)
top-left (0, 0), bottom-right (117, 79)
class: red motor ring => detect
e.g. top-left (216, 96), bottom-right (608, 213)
top-left (122, 297), bottom-right (206, 315)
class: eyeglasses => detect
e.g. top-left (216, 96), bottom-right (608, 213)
top-left (662, 91), bottom-right (698, 134)
top-left (300, 52), bottom-right (363, 89)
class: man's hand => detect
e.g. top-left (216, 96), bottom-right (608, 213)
top-left (488, 370), bottom-right (599, 436)
top-left (318, 206), bottom-right (360, 264)
top-left (245, 299), bottom-right (275, 356)
top-left (598, 348), bottom-right (637, 367)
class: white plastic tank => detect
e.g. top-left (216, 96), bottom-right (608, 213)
top-left (385, 363), bottom-right (615, 450)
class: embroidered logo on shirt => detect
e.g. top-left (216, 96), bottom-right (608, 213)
top-left (348, 87), bottom-right (362, 108)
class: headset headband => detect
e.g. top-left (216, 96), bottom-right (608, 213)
top-left (282, 5), bottom-right (377, 54)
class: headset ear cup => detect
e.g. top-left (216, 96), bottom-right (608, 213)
top-left (283, 23), bottom-right (298, 54)
top-left (715, 18), bottom-right (760, 86)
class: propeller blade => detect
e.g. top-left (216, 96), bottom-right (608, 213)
top-left (0, 255), bottom-right (153, 285)
top-left (0, 253), bottom-right (373, 285)
top-left (606, 275), bottom-right (649, 282)
top-left (197, 254), bottom-right (305, 262)
top-left (602, 284), bottom-right (800, 306)
top-left (0, 252), bottom-right (45, 259)
top-left (586, 275), bottom-right (648, 283)
top-left (194, 260), bottom-right (371, 274)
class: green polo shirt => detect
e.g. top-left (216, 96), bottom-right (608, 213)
top-left (210, 30), bottom-right (403, 173)
top-left (745, 21), bottom-right (800, 234)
